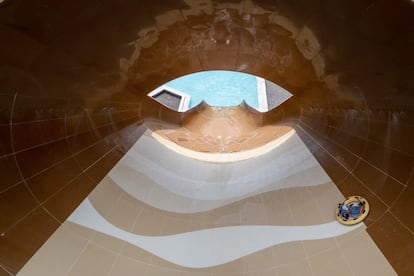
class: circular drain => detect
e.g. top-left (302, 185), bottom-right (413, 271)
top-left (336, 196), bottom-right (370, 225)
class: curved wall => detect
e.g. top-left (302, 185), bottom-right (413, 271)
top-left (0, 0), bottom-right (413, 275)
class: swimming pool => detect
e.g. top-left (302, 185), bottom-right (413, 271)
top-left (164, 70), bottom-right (264, 109)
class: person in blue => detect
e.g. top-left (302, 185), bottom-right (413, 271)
top-left (339, 201), bottom-right (364, 221)
top-left (339, 203), bottom-right (350, 220)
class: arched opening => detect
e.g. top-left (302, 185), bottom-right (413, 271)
top-left (148, 70), bottom-right (292, 112)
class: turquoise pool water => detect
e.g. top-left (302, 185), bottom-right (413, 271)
top-left (164, 70), bottom-right (259, 108)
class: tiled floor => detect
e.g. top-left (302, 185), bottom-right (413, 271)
top-left (1, 0), bottom-right (413, 274)
top-left (17, 129), bottom-right (396, 275)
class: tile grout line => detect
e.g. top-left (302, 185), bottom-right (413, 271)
top-left (0, 263), bottom-right (14, 276)
top-left (63, 240), bottom-right (92, 276)
top-left (38, 145), bottom-right (120, 209)
top-left (280, 187), bottom-right (313, 273)
top-left (300, 121), bottom-right (407, 187)
top-left (333, 234), bottom-right (357, 276)
top-left (298, 121), bottom-right (408, 237)
top-left (96, 190), bottom-right (130, 275)
top-left (296, 124), bottom-right (392, 209)
top-left (5, 113), bottom-right (140, 174)
top-left (9, 92), bottom-right (62, 227)
top-left (0, 180), bottom-right (24, 195)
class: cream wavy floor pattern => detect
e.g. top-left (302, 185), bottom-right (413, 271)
top-left (68, 198), bottom-right (362, 268)
top-left (108, 130), bottom-right (331, 213)
top-left (88, 180), bottom-right (344, 235)
top-left (17, 129), bottom-right (397, 275)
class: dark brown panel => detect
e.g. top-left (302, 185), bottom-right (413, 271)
top-left (0, 125), bottom-right (12, 156)
top-left (0, 94), bottom-right (13, 125)
top-left (0, 266), bottom-right (11, 276)
top-left (299, 122), bottom-right (360, 171)
top-left (15, 139), bottom-right (70, 178)
top-left (0, 207), bottom-right (59, 275)
top-left (12, 119), bottom-right (66, 152)
top-left (324, 126), bottom-right (368, 155)
top-left (66, 130), bottom-right (100, 154)
top-left (353, 159), bottom-right (405, 207)
top-left (112, 116), bottom-right (140, 132)
top-left (65, 113), bottom-right (93, 137)
top-left (0, 155), bottom-right (21, 192)
top-left (43, 174), bottom-right (97, 222)
top-left (390, 180), bottom-right (414, 233)
top-left (296, 126), bottom-right (350, 185)
top-left (26, 157), bottom-right (82, 203)
top-left (327, 110), bottom-right (370, 138)
top-left (0, 184), bottom-right (38, 233)
top-left (114, 123), bottom-right (147, 152)
top-left (85, 146), bottom-right (124, 182)
top-left (90, 109), bottom-right (111, 128)
top-left (12, 95), bottom-right (67, 123)
top-left (367, 212), bottom-right (414, 276)
top-left (360, 141), bottom-right (414, 184)
top-left (71, 140), bottom-right (115, 170)
top-left (111, 110), bottom-right (140, 123)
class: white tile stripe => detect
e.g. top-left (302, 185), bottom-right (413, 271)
top-left (68, 199), bottom-right (363, 268)
top-left (108, 164), bottom-right (330, 213)
top-left (256, 76), bottom-right (268, 112)
top-left (119, 131), bottom-right (329, 200)
top-left (106, 130), bottom-right (332, 212)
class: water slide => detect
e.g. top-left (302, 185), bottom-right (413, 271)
top-left (0, 0), bottom-right (413, 275)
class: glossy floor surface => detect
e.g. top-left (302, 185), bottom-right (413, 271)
top-left (17, 129), bottom-right (396, 275)
top-left (0, 0), bottom-right (413, 275)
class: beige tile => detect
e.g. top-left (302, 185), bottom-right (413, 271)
top-left (191, 207), bottom-right (217, 226)
top-left (180, 269), bottom-right (211, 276)
top-left (161, 216), bottom-right (192, 235)
top-left (306, 182), bottom-right (345, 222)
top-left (108, 255), bottom-right (149, 276)
top-left (111, 163), bottom-right (152, 200)
top-left (64, 221), bottom-right (96, 240)
top-left (92, 231), bottom-right (125, 253)
top-left (68, 243), bottom-right (117, 276)
top-left (243, 247), bottom-right (276, 272)
top-left (339, 231), bottom-right (397, 275)
top-left (211, 272), bottom-right (243, 276)
top-left (302, 237), bottom-right (337, 257)
top-left (103, 193), bottom-right (143, 231)
top-left (240, 196), bottom-right (269, 225)
top-left (245, 267), bottom-right (278, 276)
top-left (213, 201), bottom-right (241, 226)
top-left (308, 246), bottom-right (353, 276)
top-left (147, 186), bottom-right (176, 211)
top-left (272, 241), bottom-right (307, 265)
top-left (88, 177), bottom-right (123, 216)
top-left (284, 187), bottom-right (323, 225)
top-left (149, 252), bottom-right (184, 270)
top-left (133, 206), bottom-right (166, 235)
top-left (277, 259), bottom-right (313, 276)
top-left (17, 224), bottom-right (88, 276)
top-left (164, 193), bottom-right (195, 219)
top-left (212, 257), bottom-right (245, 274)
top-left (146, 265), bottom-right (182, 276)
top-left (190, 219), bottom-right (216, 232)
top-left (335, 226), bottom-right (367, 245)
top-left (121, 242), bottom-right (153, 263)
top-left (262, 191), bottom-right (294, 225)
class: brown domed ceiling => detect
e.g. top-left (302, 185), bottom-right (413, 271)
top-left (0, 0), bottom-right (413, 275)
